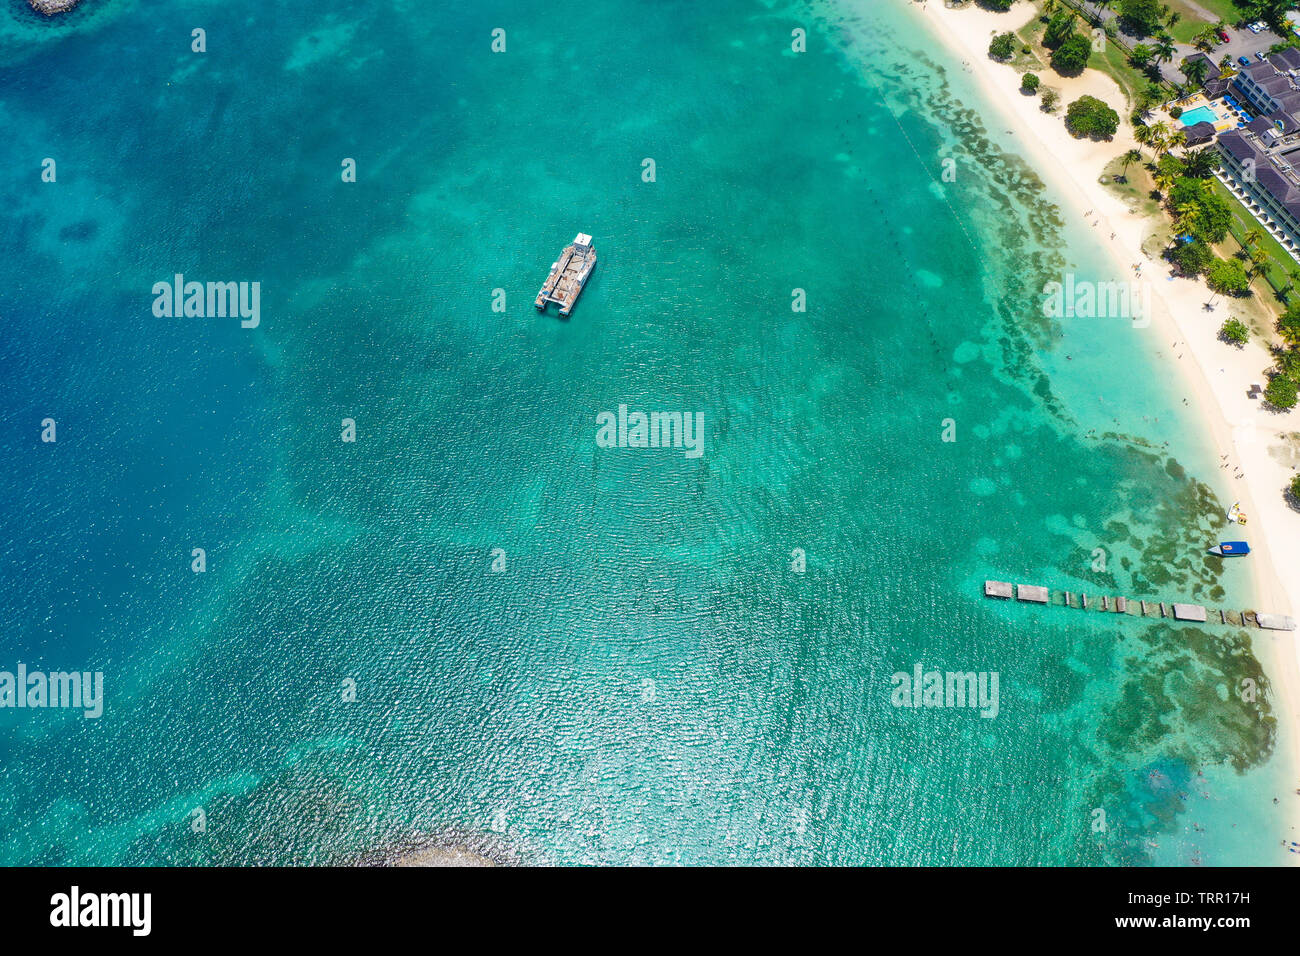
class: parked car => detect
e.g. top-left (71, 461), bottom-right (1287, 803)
top-left (1218, 29), bottom-right (1230, 43)
top-left (1249, 21), bottom-right (1265, 34)
top-left (1239, 55), bottom-right (1252, 66)
top-left (1256, 51), bottom-right (1267, 60)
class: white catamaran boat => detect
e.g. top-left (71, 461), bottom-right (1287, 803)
top-left (534, 233), bottom-right (596, 317)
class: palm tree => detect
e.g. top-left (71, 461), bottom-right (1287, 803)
top-left (1175, 203), bottom-right (1201, 233)
top-left (1248, 246), bottom-right (1268, 280)
top-left (1148, 120), bottom-right (1173, 157)
top-left (1154, 171), bottom-right (1176, 196)
top-left (1244, 228), bottom-right (1264, 249)
top-left (1184, 148), bottom-right (1220, 178)
top-left (1154, 34), bottom-right (1177, 68)
top-left (1120, 147), bottom-right (1144, 178)
top-left (1183, 56), bottom-right (1209, 90)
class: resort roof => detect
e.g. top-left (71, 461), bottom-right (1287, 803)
top-left (1248, 115), bottom-right (1276, 134)
top-left (1256, 74), bottom-right (1292, 96)
top-left (1273, 46), bottom-right (1300, 72)
top-left (1267, 107), bottom-right (1300, 134)
top-left (1205, 76), bottom-right (1231, 98)
top-left (1218, 128), bottom-right (1257, 163)
top-left (1255, 169), bottom-right (1300, 223)
top-left (1244, 61), bottom-right (1278, 79)
top-left (1221, 122), bottom-right (1300, 223)
top-left (1184, 121), bottom-right (1217, 145)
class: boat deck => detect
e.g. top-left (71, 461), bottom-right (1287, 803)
top-left (535, 234), bottom-right (596, 316)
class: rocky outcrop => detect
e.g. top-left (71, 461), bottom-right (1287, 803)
top-left (392, 845), bottom-right (497, 867)
top-left (28, 0), bottom-right (81, 15)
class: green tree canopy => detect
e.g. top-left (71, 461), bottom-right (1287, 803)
top-left (1168, 178), bottom-right (1232, 243)
top-left (1278, 301), bottom-right (1300, 345)
top-left (1118, 0), bottom-right (1166, 37)
top-left (1065, 95), bottom-right (1120, 139)
top-left (1265, 373), bottom-right (1299, 410)
top-left (989, 32), bottom-right (1017, 61)
top-left (1220, 318), bottom-right (1250, 345)
top-left (1169, 239), bottom-right (1214, 276)
top-left (1052, 34), bottom-right (1094, 76)
top-left (1044, 11), bottom-right (1078, 49)
top-left (1207, 257), bottom-right (1250, 295)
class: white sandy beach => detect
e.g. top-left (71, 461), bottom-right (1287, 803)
top-left (909, 0), bottom-right (1300, 801)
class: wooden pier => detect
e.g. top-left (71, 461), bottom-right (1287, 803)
top-left (985, 580), bottom-right (1013, 599)
top-left (1017, 584), bottom-right (1049, 604)
top-left (982, 580), bottom-right (1296, 631)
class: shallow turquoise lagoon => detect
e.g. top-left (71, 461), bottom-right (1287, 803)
top-left (0, 0), bottom-right (1292, 865)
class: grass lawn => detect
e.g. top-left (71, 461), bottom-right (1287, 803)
top-left (1168, 18), bottom-right (1213, 45)
top-left (1103, 159), bottom-right (1181, 259)
top-left (1165, 0), bottom-right (1245, 28)
top-left (1008, 26), bottom-right (1047, 72)
top-left (1093, 36), bottom-right (1156, 106)
top-left (1014, 15), bottom-right (1047, 70)
top-left (1206, 177), bottom-right (1298, 309)
top-left (1102, 155), bottom-right (1164, 218)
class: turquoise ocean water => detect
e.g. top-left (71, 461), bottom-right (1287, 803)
top-left (0, 0), bottom-right (1294, 865)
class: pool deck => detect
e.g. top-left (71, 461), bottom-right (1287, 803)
top-left (1175, 93), bottom-right (1234, 132)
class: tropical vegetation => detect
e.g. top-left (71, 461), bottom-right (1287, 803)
top-left (1065, 95), bottom-right (1120, 138)
top-left (990, 32), bottom-right (1018, 61)
top-left (1221, 318), bottom-right (1251, 346)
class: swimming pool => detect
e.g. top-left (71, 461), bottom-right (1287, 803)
top-left (1180, 105), bottom-right (1220, 127)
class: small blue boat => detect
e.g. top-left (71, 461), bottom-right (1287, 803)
top-left (1208, 541), bottom-right (1251, 557)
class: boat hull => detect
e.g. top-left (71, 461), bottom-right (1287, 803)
top-left (535, 235), bottom-right (596, 317)
top-left (1208, 541), bottom-right (1251, 556)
